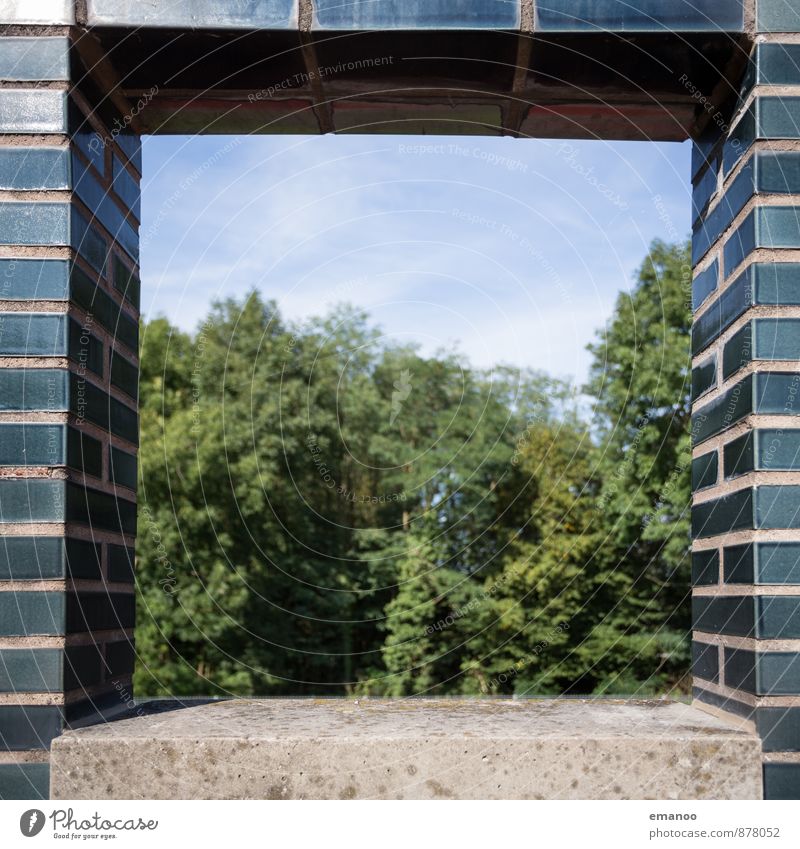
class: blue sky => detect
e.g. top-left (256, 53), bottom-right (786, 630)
top-left (141, 134), bottom-right (691, 386)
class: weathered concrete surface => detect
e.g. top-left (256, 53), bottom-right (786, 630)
top-left (50, 698), bottom-right (763, 800)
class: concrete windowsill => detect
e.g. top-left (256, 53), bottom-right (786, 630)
top-left (50, 698), bottom-right (763, 800)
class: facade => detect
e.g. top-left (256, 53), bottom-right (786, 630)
top-left (0, 0), bottom-right (798, 800)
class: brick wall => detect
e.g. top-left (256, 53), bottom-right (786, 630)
top-left (0, 21), bottom-right (140, 800)
top-left (691, 0), bottom-right (800, 801)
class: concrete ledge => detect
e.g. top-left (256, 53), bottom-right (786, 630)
top-left (50, 699), bottom-right (763, 800)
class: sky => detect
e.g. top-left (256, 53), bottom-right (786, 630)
top-left (141, 134), bottom-right (691, 387)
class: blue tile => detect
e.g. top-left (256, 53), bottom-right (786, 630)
top-left (691, 375), bottom-right (752, 444)
top-left (316, 0), bottom-right (519, 29)
top-left (0, 763), bottom-right (48, 800)
top-left (760, 0), bottom-right (800, 32)
top-left (724, 429), bottom-right (800, 476)
top-left (70, 265), bottom-right (138, 352)
top-left (758, 595), bottom-right (800, 638)
top-left (726, 542), bottom-right (800, 584)
top-left (111, 155), bottom-right (141, 220)
top-left (722, 323), bottom-right (751, 379)
top-left (0, 89), bottom-right (67, 133)
top-left (724, 207), bottom-right (800, 278)
top-left (536, 0), bottom-right (743, 32)
top-left (0, 369), bottom-right (67, 412)
top-left (0, 479), bottom-right (67, 523)
top-left (692, 549), bottom-right (719, 585)
top-left (87, 0), bottom-right (298, 29)
top-left (110, 350), bottom-right (137, 400)
top-left (0, 648), bottom-right (62, 691)
top-left (0, 705), bottom-right (63, 750)
top-left (691, 356), bottom-right (716, 401)
top-left (692, 163), bottom-right (717, 225)
top-left (693, 595), bottom-right (754, 636)
top-left (0, 259), bottom-right (69, 300)
top-left (64, 482), bottom-right (137, 534)
top-left (0, 148), bottom-right (70, 190)
top-left (0, 592), bottom-right (65, 636)
top-left (0, 37), bottom-right (69, 81)
top-left (0, 203), bottom-right (69, 247)
top-left (110, 446), bottom-right (137, 490)
top-left (71, 374), bottom-right (139, 444)
top-left (725, 648), bottom-right (800, 695)
top-left (726, 319), bottom-right (800, 378)
top-left (692, 450), bottom-right (718, 490)
top-left (692, 259), bottom-right (718, 312)
top-left (68, 319), bottom-right (104, 377)
top-left (112, 255), bottom-right (140, 311)
top-left (107, 544), bottom-right (134, 583)
top-left (0, 537), bottom-right (101, 581)
top-left (70, 209), bottom-right (108, 277)
top-left (692, 487), bottom-right (753, 537)
top-left (757, 707), bottom-right (800, 752)
top-left (764, 764), bottom-right (800, 800)
top-left (692, 640), bottom-right (719, 683)
top-left (692, 269), bottom-right (749, 355)
top-left (751, 43), bottom-right (800, 85)
top-left (0, 314), bottom-right (66, 356)
top-left (756, 484), bottom-right (800, 529)
top-left (72, 154), bottom-right (139, 262)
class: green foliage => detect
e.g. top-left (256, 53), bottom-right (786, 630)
top-left (135, 239), bottom-right (693, 698)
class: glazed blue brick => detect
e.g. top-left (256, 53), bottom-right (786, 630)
top-left (724, 429), bottom-right (800, 477)
top-left (316, 0), bottom-right (519, 29)
top-left (0, 89), bottom-right (67, 133)
top-left (694, 152), bottom-right (800, 265)
top-left (0, 148), bottom-right (70, 190)
top-left (745, 43), bottom-right (800, 90)
top-left (692, 450), bottom-right (718, 491)
top-left (535, 0), bottom-right (742, 31)
top-left (0, 259), bottom-right (69, 300)
top-left (111, 154), bottom-right (141, 220)
top-left (0, 37), bottom-right (69, 82)
top-left (692, 260), bottom-right (718, 311)
top-left (725, 648), bottom-right (800, 695)
top-left (71, 265), bottom-right (138, 352)
top-left (0, 648), bottom-right (61, 692)
top-left (72, 154), bottom-right (139, 262)
top-left (764, 764), bottom-right (800, 800)
top-left (0, 537), bottom-right (101, 581)
top-left (70, 209), bottom-right (108, 277)
top-left (757, 707), bottom-right (800, 752)
top-left (115, 133), bottom-right (142, 175)
top-left (0, 592), bottom-right (64, 636)
top-left (88, 0), bottom-right (297, 29)
top-left (65, 591), bottom-right (135, 632)
top-left (723, 98), bottom-right (800, 176)
top-left (110, 350), bottom-right (138, 400)
top-left (0, 313), bottom-right (66, 356)
top-left (693, 484), bottom-right (800, 536)
top-left (64, 483), bottom-right (137, 535)
top-left (69, 319), bottom-right (104, 377)
top-left (112, 255), bottom-right (140, 311)
top-left (0, 423), bottom-right (102, 477)
top-left (70, 102), bottom-right (105, 179)
top-left (72, 374), bottom-right (139, 444)
top-left (692, 487), bottom-right (752, 537)
top-left (110, 446), bottom-right (137, 490)
top-left (0, 479), bottom-right (136, 534)
top-left (692, 549), bottom-right (719, 585)
top-left (692, 269), bottom-right (749, 355)
top-left (0, 202), bottom-right (69, 246)
top-left (724, 320), bottom-right (800, 380)
top-left (0, 705), bottom-right (63, 750)
top-left (691, 375), bottom-right (752, 443)
top-left (691, 356), bottom-right (716, 401)
top-left (695, 595), bottom-right (800, 638)
top-left (0, 763), bottom-right (48, 800)
top-left (692, 126), bottom-right (723, 182)
top-left (725, 542), bottom-right (800, 584)
top-left (692, 163), bottom-right (717, 225)
top-left (725, 207), bottom-right (800, 278)
top-left (692, 373), bottom-right (800, 445)
top-left (759, 0), bottom-right (800, 32)
top-left (107, 544), bottom-right (134, 583)
top-left (0, 0), bottom-right (73, 24)
top-left (0, 369), bottom-right (68, 412)
top-left (693, 686), bottom-right (754, 720)
top-left (692, 640), bottom-right (719, 683)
